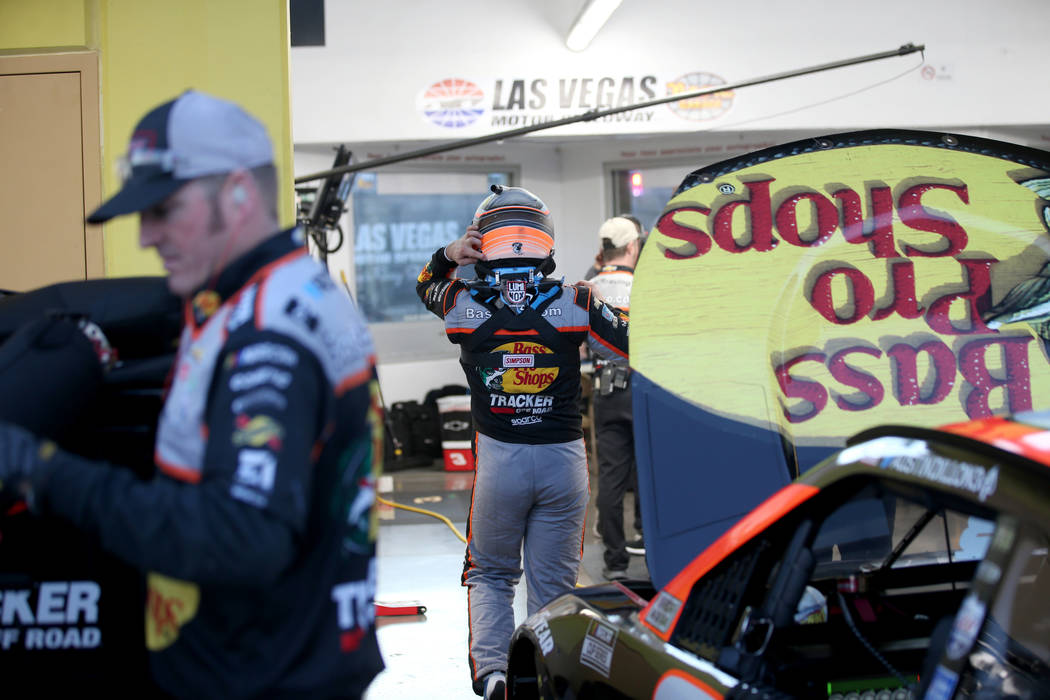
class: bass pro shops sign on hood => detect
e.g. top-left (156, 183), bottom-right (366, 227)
top-left (629, 130), bottom-right (1050, 586)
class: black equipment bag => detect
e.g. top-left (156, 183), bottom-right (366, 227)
top-left (0, 277), bottom-right (181, 692)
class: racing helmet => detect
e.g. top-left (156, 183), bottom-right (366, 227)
top-left (473, 185), bottom-right (555, 272)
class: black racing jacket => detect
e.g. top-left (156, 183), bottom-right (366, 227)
top-left (36, 228), bottom-right (384, 698)
top-left (417, 248), bottom-right (629, 444)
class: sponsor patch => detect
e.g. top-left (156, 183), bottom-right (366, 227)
top-left (502, 279), bottom-right (528, 306)
top-left (284, 297), bottom-right (319, 331)
top-left (579, 620), bottom-right (617, 676)
top-left (511, 415), bottom-right (542, 426)
top-left (234, 448), bottom-right (277, 492)
top-left (417, 262), bottom-right (434, 284)
top-left (503, 353), bottom-right (534, 368)
top-left (233, 414), bottom-right (285, 450)
top-left (645, 592), bottom-right (682, 634)
top-left (227, 285), bottom-right (256, 332)
top-left (231, 342), bottom-right (299, 368)
top-left (231, 387), bottom-right (288, 413)
top-left (146, 573), bottom-right (199, 651)
top-left (0, 581), bottom-right (102, 652)
top-left (229, 366), bottom-right (292, 392)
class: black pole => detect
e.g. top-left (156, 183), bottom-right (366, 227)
top-left (294, 42), bottom-right (924, 185)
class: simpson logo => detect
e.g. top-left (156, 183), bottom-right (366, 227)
top-left (419, 78), bottom-right (485, 128)
top-left (503, 353), bottom-right (534, 368)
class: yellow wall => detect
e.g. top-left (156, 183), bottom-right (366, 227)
top-left (0, 0), bottom-right (294, 279)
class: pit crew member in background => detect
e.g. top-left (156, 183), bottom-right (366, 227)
top-left (416, 185), bottom-right (630, 700)
top-left (590, 216), bottom-right (645, 582)
top-left (0, 90), bottom-right (383, 699)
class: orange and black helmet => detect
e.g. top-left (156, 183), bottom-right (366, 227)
top-left (473, 185), bottom-right (554, 269)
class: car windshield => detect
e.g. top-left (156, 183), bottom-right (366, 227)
top-left (811, 487), bottom-right (993, 576)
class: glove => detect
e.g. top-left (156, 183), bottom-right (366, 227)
top-left (0, 420), bottom-right (51, 510)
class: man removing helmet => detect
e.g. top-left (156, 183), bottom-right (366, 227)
top-left (415, 185), bottom-right (630, 700)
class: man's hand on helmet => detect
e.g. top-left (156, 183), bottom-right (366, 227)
top-left (444, 224), bottom-right (486, 266)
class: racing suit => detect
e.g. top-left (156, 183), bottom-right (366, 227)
top-left (589, 264), bottom-right (641, 573)
top-left (32, 228), bottom-right (384, 698)
top-left (416, 249), bottom-right (629, 690)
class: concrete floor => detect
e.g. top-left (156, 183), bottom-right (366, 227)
top-left (364, 457), bottom-right (648, 699)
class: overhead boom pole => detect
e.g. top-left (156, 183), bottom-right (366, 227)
top-left (294, 42), bottom-right (924, 185)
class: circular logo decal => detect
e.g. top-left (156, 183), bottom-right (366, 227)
top-left (665, 72), bottom-right (734, 121)
top-left (419, 78), bottom-right (485, 128)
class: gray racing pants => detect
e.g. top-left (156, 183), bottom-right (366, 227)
top-left (463, 433), bottom-right (589, 686)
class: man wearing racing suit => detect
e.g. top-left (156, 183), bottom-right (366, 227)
top-left (589, 217), bottom-right (644, 581)
top-left (0, 91), bottom-right (383, 698)
top-left (415, 185), bottom-right (629, 700)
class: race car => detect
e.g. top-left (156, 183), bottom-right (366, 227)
top-left (507, 413), bottom-right (1050, 699)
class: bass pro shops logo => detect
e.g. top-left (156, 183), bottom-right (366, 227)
top-left (480, 341), bottom-right (558, 393)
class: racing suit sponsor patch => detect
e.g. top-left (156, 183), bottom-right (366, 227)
top-left (485, 341), bottom-right (557, 393)
top-left (229, 342), bottom-right (300, 369)
top-left (511, 415), bottom-right (542, 426)
top-left (417, 262), bottom-right (434, 284)
top-left (579, 620), bottom-right (617, 676)
top-left (229, 366), bottom-right (292, 392)
top-left (226, 285), bottom-right (257, 332)
top-left (231, 449), bottom-right (277, 508)
top-left (146, 573), bottom-right (200, 651)
top-left (501, 279), bottom-right (528, 306)
top-left (0, 581), bottom-right (101, 651)
top-left (233, 414), bottom-right (285, 449)
top-left (502, 353), bottom-right (534, 368)
top-left (231, 387), bottom-right (288, 413)
top-left (331, 560), bottom-right (377, 652)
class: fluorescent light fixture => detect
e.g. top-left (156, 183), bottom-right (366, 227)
top-left (565, 0), bottom-right (623, 52)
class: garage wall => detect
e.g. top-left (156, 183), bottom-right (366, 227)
top-left (0, 0), bottom-right (294, 279)
top-left (289, 0), bottom-right (1050, 400)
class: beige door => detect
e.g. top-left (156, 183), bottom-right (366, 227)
top-left (0, 51), bottom-right (102, 292)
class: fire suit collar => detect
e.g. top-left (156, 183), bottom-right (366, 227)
top-left (187, 227), bottom-right (301, 313)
